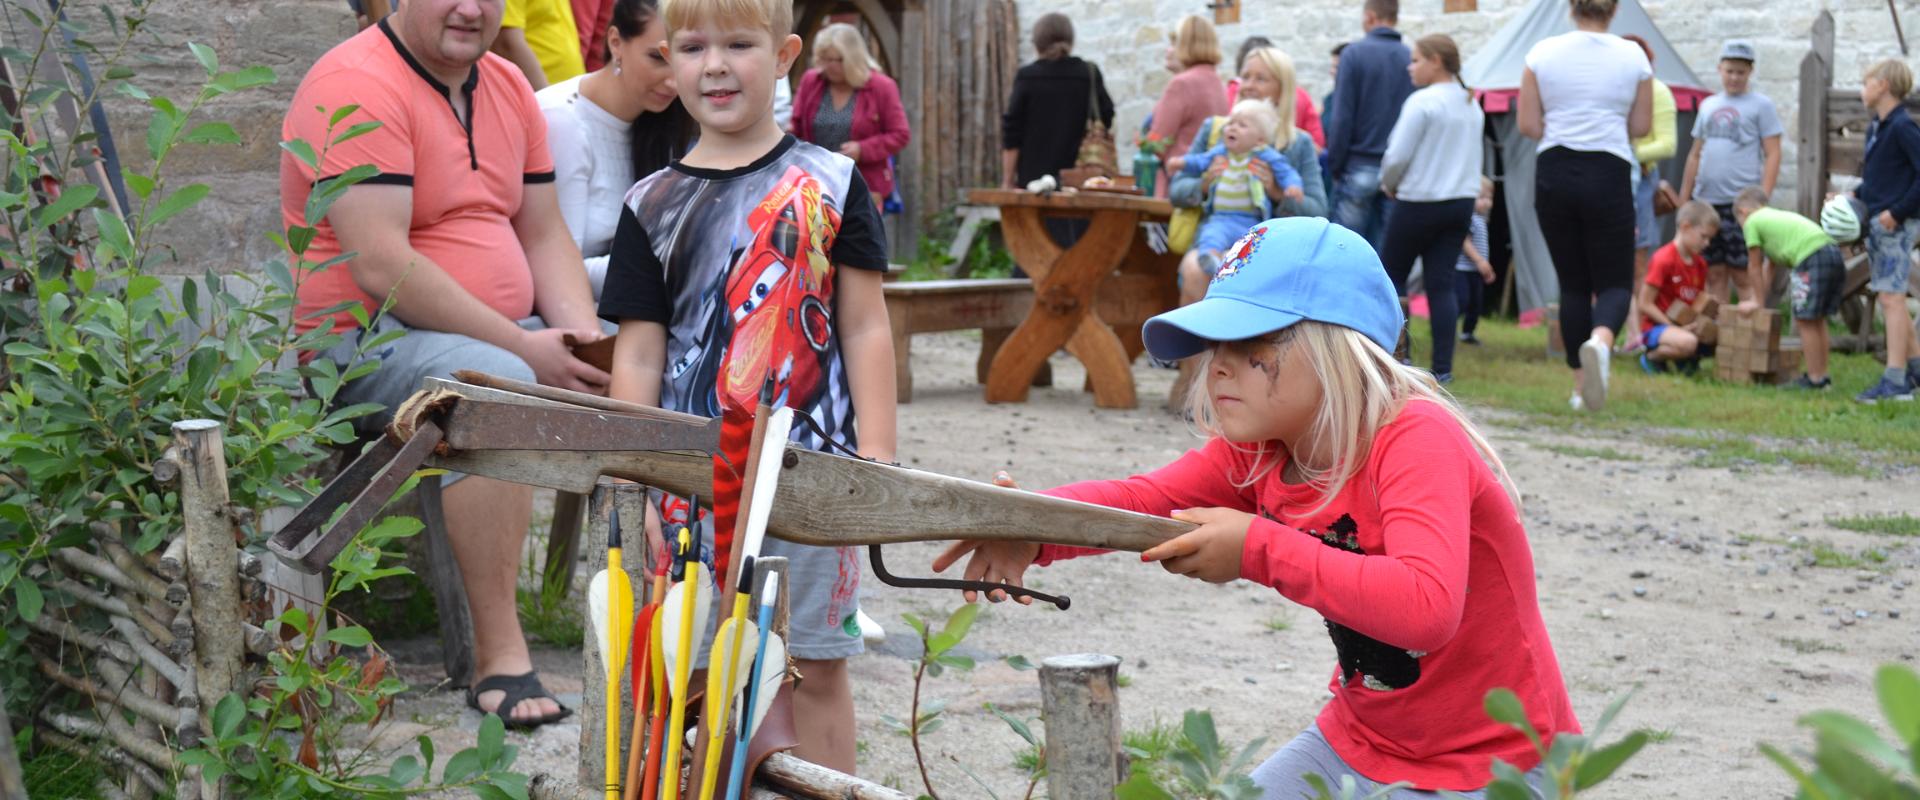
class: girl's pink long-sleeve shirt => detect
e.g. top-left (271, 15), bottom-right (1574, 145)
top-left (1035, 399), bottom-right (1579, 790)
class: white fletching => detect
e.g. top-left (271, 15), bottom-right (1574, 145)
top-left (739, 407), bottom-right (795, 560)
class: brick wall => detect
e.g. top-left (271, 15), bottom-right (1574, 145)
top-left (1013, 0), bottom-right (1920, 202)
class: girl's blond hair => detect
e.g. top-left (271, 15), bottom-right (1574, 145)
top-left (813, 22), bottom-right (877, 89)
top-left (1240, 46), bottom-right (1298, 146)
top-left (1169, 15), bottom-right (1223, 68)
top-left (663, 0), bottom-right (792, 38)
top-left (1182, 321), bottom-right (1520, 518)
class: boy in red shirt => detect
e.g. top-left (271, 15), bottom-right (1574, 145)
top-left (1637, 201), bottom-right (1718, 373)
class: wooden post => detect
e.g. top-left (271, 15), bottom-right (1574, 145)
top-left (1797, 11), bottom-right (1835, 217)
top-left (579, 482), bottom-right (642, 795)
top-left (0, 684), bottom-right (26, 800)
top-left (414, 480), bottom-right (476, 686)
top-left (1039, 654), bottom-right (1126, 800)
top-left (173, 421), bottom-right (240, 722)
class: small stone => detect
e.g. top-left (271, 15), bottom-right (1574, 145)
top-left (1822, 607), bottom-right (1837, 616)
top-left (1630, 569), bottom-right (1651, 579)
top-left (1243, 677), bottom-right (1258, 685)
top-left (1842, 617), bottom-right (1857, 627)
top-left (1764, 610), bottom-right (1777, 620)
top-left (1613, 653), bottom-right (1628, 662)
top-left (1137, 659), bottom-right (1149, 670)
top-left (1855, 609), bottom-right (1871, 619)
top-left (1765, 692), bottom-right (1779, 703)
top-left (1633, 586), bottom-right (1648, 598)
top-left (1844, 586), bottom-right (1857, 594)
top-left (1891, 611), bottom-right (1902, 619)
top-left (1757, 565), bottom-right (1771, 576)
top-left (1600, 608), bottom-right (1616, 620)
top-left (1275, 661), bottom-right (1293, 671)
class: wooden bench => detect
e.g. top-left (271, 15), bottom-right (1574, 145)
top-left (885, 275), bottom-right (1168, 402)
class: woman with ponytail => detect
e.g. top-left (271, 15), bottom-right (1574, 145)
top-left (1377, 34), bottom-right (1485, 384)
top-left (537, 0), bottom-right (693, 299)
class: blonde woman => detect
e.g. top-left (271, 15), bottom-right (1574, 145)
top-left (933, 218), bottom-right (1572, 797)
top-left (793, 23), bottom-right (910, 210)
top-left (1169, 46), bottom-right (1326, 305)
top-left (1149, 15), bottom-right (1229, 197)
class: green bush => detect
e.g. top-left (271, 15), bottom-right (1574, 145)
top-left (1761, 664), bottom-right (1920, 799)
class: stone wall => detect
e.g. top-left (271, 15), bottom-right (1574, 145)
top-left (1013, 0), bottom-right (1920, 202)
top-left (89, 1), bottom-right (357, 275)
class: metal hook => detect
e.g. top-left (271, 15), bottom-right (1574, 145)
top-left (867, 545), bottom-right (1070, 611)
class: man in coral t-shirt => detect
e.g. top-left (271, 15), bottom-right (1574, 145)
top-left (282, 0), bottom-right (608, 727)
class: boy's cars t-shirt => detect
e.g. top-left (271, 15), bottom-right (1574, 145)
top-left (599, 134), bottom-right (888, 431)
top-left (1741, 206), bottom-right (1832, 270)
top-left (1690, 91), bottom-right (1783, 205)
top-left (1642, 242), bottom-right (1707, 332)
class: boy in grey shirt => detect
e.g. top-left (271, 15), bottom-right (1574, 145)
top-left (1679, 39), bottom-right (1783, 308)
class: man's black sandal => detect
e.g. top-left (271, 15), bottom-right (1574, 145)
top-left (465, 670), bottom-right (573, 730)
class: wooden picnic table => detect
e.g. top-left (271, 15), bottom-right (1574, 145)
top-left (965, 188), bottom-right (1178, 409)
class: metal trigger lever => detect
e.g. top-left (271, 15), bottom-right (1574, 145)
top-left (867, 545), bottom-right (1071, 611)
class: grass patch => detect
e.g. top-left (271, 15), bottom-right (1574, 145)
top-left (1827, 513), bottom-right (1920, 537)
top-left (1536, 442), bottom-right (1644, 462)
top-left (1647, 727), bottom-right (1677, 744)
top-left (1779, 636), bottom-right (1845, 655)
top-left (1263, 613), bottom-right (1293, 633)
top-left (516, 587), bottom-right (585, 647)
top-left (1656, 433), bottom-right (1879, 477)
top-left (1115, 672), bottom-right (1134, 688)
top-left (23, 749), bottom-right (106, 800)
top-left (1806, 542), bottom-right (1891, 570)
top-left (1431, 319), bottom-right (1920, 473)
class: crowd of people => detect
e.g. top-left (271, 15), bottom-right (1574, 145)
top-left (1006, 0), bottom-right (1919, 408)
top-left (279, 0), bottom-right (1914, 796)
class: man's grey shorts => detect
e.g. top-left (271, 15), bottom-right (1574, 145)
top-left (318, 315), bottom-right (546, 486)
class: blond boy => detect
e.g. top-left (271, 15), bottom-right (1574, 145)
top-left (1636, 201), bottom-right (1718, 371)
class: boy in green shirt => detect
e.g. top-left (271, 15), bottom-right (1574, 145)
top-left (1732, 187), bottom-right (1846, 389)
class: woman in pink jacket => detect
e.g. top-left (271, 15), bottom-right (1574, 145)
top-left (1148, 15), bottom-right (1230, 196)
top-left (792, 23), bottom-right (911, 211)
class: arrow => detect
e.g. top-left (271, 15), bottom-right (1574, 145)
top-left (622, 564), bottom-right (667, 800)
top-left (659, 526), bottom-right (710, 800)
top-left (723, 571), bottom-right (785, 800)
top-left (588, 506), bottom-right (635, 800)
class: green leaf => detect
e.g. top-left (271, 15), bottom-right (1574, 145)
top-left (212, 693), bottom-right (245, 740)
top-left (933, 653), bottom-right (975, 671)
top-left (321, 625), bottom-right (372, 647)
top-left (183, 122), bottom-right (241, 146)
top-left (1800, 710), bottom-right (1907, 770)
top-left (1004, 654), bottom-right (1036, 671)
top-left (150, 184), bottom-right (210, 227)
top-left (1115, 772), bottom-right (1175, 800)
top-left (188, 42), bottom-right (218, 75)
top-left (333, 120), bottom-right (384, 146)
top-left (1483, 688), bottom-right (1545, 755)
top-left (92, 208), bottom-right (133, 264)
top-left (1758, 743), bottom-right (1833, 800)
top-left (489, 773), bottom-right (531, 800)
top-left (938, 602), bottom-right (982, 650)
top-left (330, 104), bottom-right (362, 126)
top-left (281, 139), bottom-right (319, 171)
top-left (388, 755), bottom-right (424, 786)
top-left (985, 703), bottom-right (1036, 746)
top-left (477, 710), bottom-right (505, 762)
top-left (1573, 731), bottom-right (1649, 789)
top-left (1877, 664), bottom-right (1920, 745)
top-left (279, 606), bottom-right (312, 636)
top-left (444, 747), bottom-right (483, 782)
top-left (1589, 686), bottom-right (1638, 741)
top-left (12, 580), bottom-right (42, 622)
top-left (1181, 709), bottom-right (1222, 766)
top-left (900, 612), bottom-right (927, 641)
top-left (125, 172), bottom-right (155, 199)
top-left (31, 184), bottom-right (98, 227)
top-left (209, 65), bottom-right (276, 95)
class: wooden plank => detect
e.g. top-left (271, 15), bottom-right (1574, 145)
top-left (757, 752), bottom-right (908, 800)
top-left (414, 479), bottom-right (476, 686)
top-left (884, 277), bottom-right (1030, 296)
top-left (1798, 51), bottom-right (1830, 216)
top-left (968, 188), bottom-right (1175, 215)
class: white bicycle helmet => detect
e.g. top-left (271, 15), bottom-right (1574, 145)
top-left (1821, 194), bottom-right (1865, 243)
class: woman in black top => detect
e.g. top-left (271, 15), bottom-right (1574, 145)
top-left (1001, 13), bottom-right (1114, 189)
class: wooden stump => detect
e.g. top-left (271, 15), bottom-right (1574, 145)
top-left (1039, 654), bottom-right (1126, 799)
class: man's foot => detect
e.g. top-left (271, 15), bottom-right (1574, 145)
top-left (1787, 374), bottom-right (1831, 391)
top-left (467, 671), bottom-right (571, 729)
top-left (1459, 331), bottom-right (1480, 345)
top-left (1855, 376), bottom-right (1915, 404)
top-left (1639, 353), bottom-right (1668, 375)
top-left (1578, 339), bottom-right (1609, 412)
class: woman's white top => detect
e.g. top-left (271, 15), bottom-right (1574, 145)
top-left (1524, 30), bottom-right (1651, 165)
top-left (1381, 82), bottom-right (1486, 202)
top-left (537, 74), bottom-right (631, 299)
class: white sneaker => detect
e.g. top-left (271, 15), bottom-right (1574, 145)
top-left (855, 608), bottom-right (886, 644)
top-left (1577, 339), bottom-right (1609, 412)
top-left (1568, 389), bottom-right (1584, 411)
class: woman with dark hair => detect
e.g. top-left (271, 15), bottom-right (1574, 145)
top-left (1518, 0), bottom-right (1652, 411)
top-left (1378, 34), bottom-right (1484, 384)
top-left (537, 0), bottom-right (693, 299)
top-left (1001, 12), bottom-right (1115, 190)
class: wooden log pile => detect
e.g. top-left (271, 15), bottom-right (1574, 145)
top-left (20, 421), bottom-right (259, 800)
top-left (1713, 307), bottom-right (1802, 384)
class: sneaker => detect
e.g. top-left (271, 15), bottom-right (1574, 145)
top-left (1434, 372), bottom-right (1453, 385)
top-left (855, 608), bottom-right (886, 644)
top-left (1577, 339), bottom-right (1609, 412)
top-left (1787, 374), bottom-right (1831, 391)
top-left (1459, 332), bottom-right (1480, 345)
top-left (1639, 353), bottom-right (1668, 375)
top-left (1568, 389), bottom-right (1585, 411)
top-left (1855, 376), bottom-right (1916, 404)
top-left (1677, 357), bottom-right (1701, 376)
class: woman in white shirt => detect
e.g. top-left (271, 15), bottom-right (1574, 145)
top-left (1378, 34), bottom-right (1484, 384)
top-left (537, 0), bottom-right (692, 299)
top-left (1518, 0), bottom-right (1652, 411)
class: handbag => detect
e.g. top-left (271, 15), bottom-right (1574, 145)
top-left (1074, 63), bottom-right (1118, 175)
top-left (1653, 179), bottom-right (1680, 217)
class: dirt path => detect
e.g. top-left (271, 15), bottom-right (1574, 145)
top-left (396, 331), bottom-right (1916, 799)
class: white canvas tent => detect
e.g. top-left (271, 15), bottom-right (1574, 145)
top-left (1462, 0), bottom-right (1708, 313)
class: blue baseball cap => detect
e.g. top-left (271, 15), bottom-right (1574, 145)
top-left (1142, 218), bottom-right (1403, 360)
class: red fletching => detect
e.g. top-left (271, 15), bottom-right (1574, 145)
top-left (709, 403), bottom-right (754, 586)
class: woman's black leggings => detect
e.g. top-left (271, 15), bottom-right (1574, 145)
top-left (1379, 197), bottom-right (1476, 377)
top-left (1535, 147), bottom-right (1635, 370)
